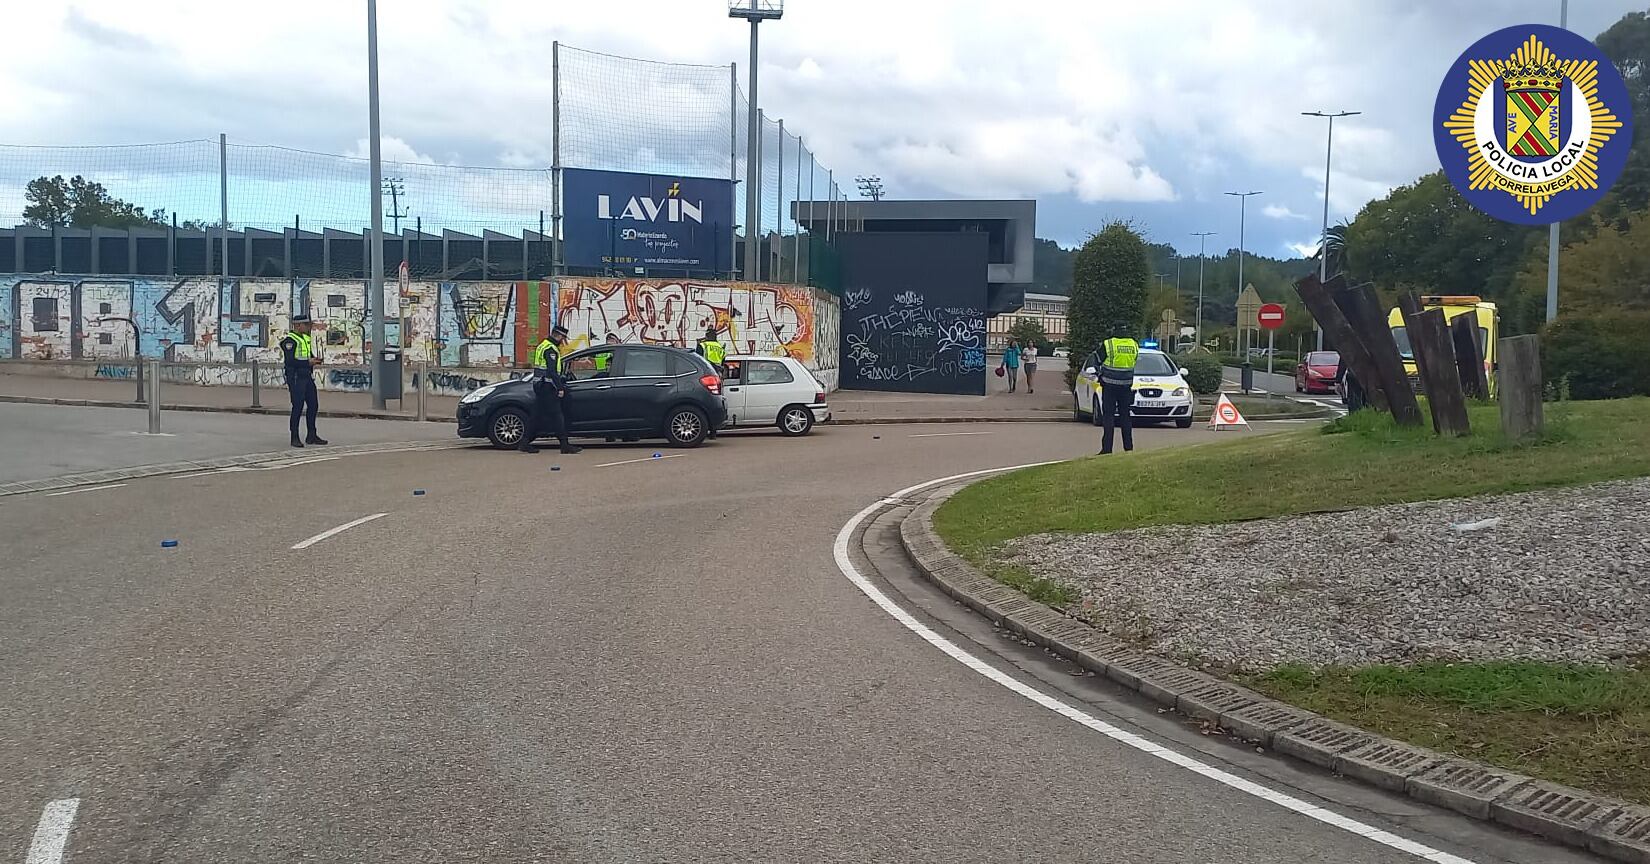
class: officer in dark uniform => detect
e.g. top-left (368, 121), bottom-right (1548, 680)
top-left (279, 314), bottom-right (327, 448)
top-left (523, 324), bottom-right (582, 455)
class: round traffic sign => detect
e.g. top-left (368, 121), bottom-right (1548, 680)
top-left (1257, 303), bottom-right (1285, 330)
top-left (1216, 400), bottom-right (1240, 424)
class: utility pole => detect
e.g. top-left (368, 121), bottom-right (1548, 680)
top-left (1304, 110), bottom-right (1359, 350)
top-left (366, 0), bottom-right (388, 409)
top-left (1192, 231), bottom-right (1215, 347)
top-left (730, 0), bottom-right (783, 282)
top-left (1548, 0), bottom-right (1569, 322)
top-left (382, 178), bottom-right (408, 234)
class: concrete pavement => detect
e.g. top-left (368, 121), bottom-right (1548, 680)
top-left (0, 420), bottom-right (1587, 862)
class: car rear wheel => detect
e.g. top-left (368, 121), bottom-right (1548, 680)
top-left (487, 406), bottom-right (529, 449)
top-left (664, 406), bottom-right (709, 448)
top-left (778, 405), bottom-right (814, 436)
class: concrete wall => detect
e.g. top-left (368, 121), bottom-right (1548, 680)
top-left (0, 358), bottom-right (526, 397)
top-left (0, 274), bottom-right (841, 391)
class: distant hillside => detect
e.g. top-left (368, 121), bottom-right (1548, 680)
top-left (1031, 237), bottom-right (1313, 320)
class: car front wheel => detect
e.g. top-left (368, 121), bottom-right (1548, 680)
top-left (664, 406), bottom-right (710, 448)
top-left (487, 406), bottom-right (530, 449)
top-left (778, 405), bottom-right (814, 436)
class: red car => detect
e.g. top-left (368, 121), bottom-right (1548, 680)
top-left (1295, 351), bottom-right (1341, 394)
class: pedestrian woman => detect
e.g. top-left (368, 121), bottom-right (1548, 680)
top-left (1002, 340), bottom-right (1021, 392)
top-left (1022, 342), bottom-right (1040, 394)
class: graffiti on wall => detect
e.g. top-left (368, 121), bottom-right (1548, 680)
top-left (0, 275), bottom-right (552, 367)
top-left (842, 292), bottom-right (986, 390)
top-left (557, 279), bottom-right (818, 363)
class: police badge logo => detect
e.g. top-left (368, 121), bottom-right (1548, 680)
top-left (1434, 24), bottom-right (1634, 225)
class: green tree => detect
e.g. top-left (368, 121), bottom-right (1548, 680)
top-left (1068, 221), bottom-right (1150, 385)
top-left (1006, 317), bottom-right (1053, 354)
top-left (1596, 10), bottom-right (1650, 225)
top-left (1031, 238), bottom-right (1075, 294)
top-left (1512, 213), bottom-right (1650, 318)
top-left (22, 175), bottom-right (166, 229)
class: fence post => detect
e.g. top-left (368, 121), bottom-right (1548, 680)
top-left (551, 41), bottom-right (562, 279)
top-left (251, 359), bottom-right (262, 408)
top-left (1450, 313), bottom-right (1490, 400)
top-left (1292, 273), bottom-right (1388, 413)
top-left (1498, 334), bottom-right (1544, 443)
top-left (147, 359), bottom-right (162, 433)
top-left (416, 360), bottom-right (428, 422)
top-left (730, 60), bottom-right (739, 280)
top-left (1333, 280), bottom-right (1422, 426)
top-left (1404, 303), bottom-right (1471, 436)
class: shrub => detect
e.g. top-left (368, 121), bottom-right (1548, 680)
top-left (1543, 312), bottom-right (1650, 400)
top-left (1068, 221), bottom-right (1149, 386)
top-left (1180, 355), bottom-right (1223, 394)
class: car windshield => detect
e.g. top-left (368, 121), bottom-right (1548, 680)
top-left (1307, 352), bottom-right (1340, 366)
top-left (1391, 326), bottom-right (1487, 360)
top-left (1133, 353), bottom-right (1177, 376)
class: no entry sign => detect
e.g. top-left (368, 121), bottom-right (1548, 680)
top-left (1257, 303), bottom-right (1285, 330)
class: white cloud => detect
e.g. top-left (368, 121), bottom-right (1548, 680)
top-left (344, 137), bottom-right (436, 166)
top-left (1263, 204), bottom-right (1309, 220)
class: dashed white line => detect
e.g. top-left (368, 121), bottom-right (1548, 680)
top-left (290, 512), bottom-right (388, 550)
top-left (908, 431), bottom-right (996, 438)
top-left (25, 798), bottom-right (79, 864)
top-left (832, 466), bottom-right (1479, 864)
top-left (595, 454), bottom-right (685, 468)
top-left (46, 483), bottom-right (127, 497)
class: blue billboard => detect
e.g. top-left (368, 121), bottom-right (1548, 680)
top-left (562, 168), bottom-right (734, 272)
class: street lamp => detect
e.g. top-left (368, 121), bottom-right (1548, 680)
top-left (1303, 110), bottom-right (1360, 351)
top-left (1191, 231), bottom-right (1215, 346)
top-left (856, 176), bottom-right (884, 201)
top-left (730, 1), bottom-right (783, 282)
top-left (1224, 191), bottom-right (1263, 353)
top-left (1548, 0), bottom-right (1570, 321)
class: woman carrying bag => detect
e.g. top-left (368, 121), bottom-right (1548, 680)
top-left (1001, 340), bottom-right (1021, 392)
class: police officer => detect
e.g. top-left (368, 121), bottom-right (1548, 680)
top-left (695, 326), bottom-right (726, 368)
top-left (279, 314), bottom-right (327, 448)
top-left (522, 325), bottom-right (582, 455)
top-left (1095, 322), bottom-right (1140, 454)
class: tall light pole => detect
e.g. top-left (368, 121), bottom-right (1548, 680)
top-left (1548, 0), bottom-right (1569, 322)
top-left (1192, 231), bottom-right (1215, 346)
top-left (1225, 191), bottom-right (1262, 352)
top-left (366, 0), bottom-right (387, 409)
top-left (1304, 110), bottom-right (1359, 351)
top-left (731, 1), bottom-right (782, 282)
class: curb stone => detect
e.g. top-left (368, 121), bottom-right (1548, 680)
top-left (0, 439), bottom-right (477, 498)
top-left (894, 479), bottom-right (1650, 864)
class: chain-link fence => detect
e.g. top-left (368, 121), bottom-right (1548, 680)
top-left (0, 41), bottom-right (850, 288)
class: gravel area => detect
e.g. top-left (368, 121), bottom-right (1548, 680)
top-left (1005, 477), bottom-right (1650, 670)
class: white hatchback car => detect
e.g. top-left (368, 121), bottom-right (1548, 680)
top-left (722, 355), bottom-right (831, 436)
top-left (1073, 348), bottom-right (1196, 428)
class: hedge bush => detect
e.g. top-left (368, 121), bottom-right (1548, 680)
top-left (1544, 312), bottom-right (1650, 400)
top-left (1181, 355), bottom-right (1224, 394)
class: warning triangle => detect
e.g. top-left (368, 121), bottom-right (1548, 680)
top-left (1209, 393), bottom-right (1249, 430)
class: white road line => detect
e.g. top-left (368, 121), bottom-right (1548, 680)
top-left (25, 798), bottom-right (79, 864)
top-left (46, 483), bottom-right (127, 497)
top-left (908, 431), bottom-right (995, 438)
top-left (595, 454), bottom-right (685, 468)
top-left (290, 512), bottom-right (388, 550)
top-left (832, 466), bottom-right (1479, 864)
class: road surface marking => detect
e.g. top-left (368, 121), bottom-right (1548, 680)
top-left (46, 483), bottom-right (127, 497)
top-left (291, 512), bottom-right (388, 550)
top-left (26, 798), bottom-right (79, 864)
top-left (595, 454), bottom-right (685, 468)
top-left (833, 467), bottom-right (1479, 864)
top-left (908, 431), bottom-right (995, 438)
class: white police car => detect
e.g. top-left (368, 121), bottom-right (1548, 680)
top-left (1073, 348), bottom-right (1196, 429)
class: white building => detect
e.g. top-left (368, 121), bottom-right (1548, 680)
top-left (987, 292), bottom-right (1068, 349)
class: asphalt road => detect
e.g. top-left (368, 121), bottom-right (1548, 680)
top-left (0, 417), bottom-right (1587, 863)
top-left (0, 402), bottom-right (453, 484)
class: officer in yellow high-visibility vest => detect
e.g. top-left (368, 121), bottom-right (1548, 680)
top-left (1096, 322), bottom-right (1140, 454)
top-left (522, 325), bottom-right (581, 455)
top-left (278, 314), bottom-right (327, 448)
top-left (695, 326), bottom-right (726, 367)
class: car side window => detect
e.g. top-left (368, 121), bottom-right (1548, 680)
top-left (722, 359), bottom-right (744, 382)
top-left (564, 351), bottom-right (615, 381)
top-left (619, 348), bottom-right (669, 378)
top-left (745, 360), bottom-right (794, 385)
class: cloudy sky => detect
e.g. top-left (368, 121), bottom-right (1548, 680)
top-left (0, 0), bottom-right (1640, 258)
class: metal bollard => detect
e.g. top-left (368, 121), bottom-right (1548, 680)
top-left (147, 359), bottom-right (162, 433)
top-left (251, 359), bottom-right (262, 408)
top-left (416, 360), bottom-right (428, 422)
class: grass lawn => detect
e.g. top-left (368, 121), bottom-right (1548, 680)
top-left (932, 397), bottom-right (1650, 803)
